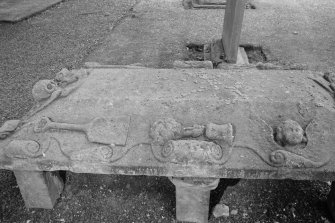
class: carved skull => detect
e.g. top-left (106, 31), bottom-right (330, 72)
top-left (32, 80), bottom-right (58, 102)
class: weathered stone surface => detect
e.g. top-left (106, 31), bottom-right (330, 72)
top-left (213, 203), bottom-right (230, 218)
top-left (275, 119), bottom-right (306, 146)
top-left (150, 118), bottom-right (183, 145)
top-left (154, 140), bottom-right (226, 164)
top-left (28, 69), bottom-right (88, 117)
top-left (324, 72), bottom-right (335, 83)
top-left (150, 118), bottom-right (234, 165)
top-left (205, 123), bottom-right (233, 142)
top-left (14, 171), bottom-right (63, 209)
top-left (0, 119), bottom-right (21, 139)
top-left (170, 177), bottom-right (219, 223)
top-left (5, 140), bottom-right (42, 159)
top-left (84, 61), bottom-right (147, 69)
top-left (33, 116), bottom-right (130, 145)
top-left (1, 68), bottom-right (335, 180)
top-left (236, 47), bottom-right (249, 65)
top-left (182, 124), bottom-right (205, 138)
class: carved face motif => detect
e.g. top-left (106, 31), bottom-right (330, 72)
top-left (150, 118), bottom-right (182, 145)
top-left (275, 120), bottom-right (305, 146)
top-left (32, 80), bottom-right (58, 101)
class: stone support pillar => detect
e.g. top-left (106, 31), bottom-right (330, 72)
top-left (327, 181), bottom-right (335, 220)
top-left (14, 171), bottom-right (64, 209)
top-left (169, 177), bottom-right (220, 223)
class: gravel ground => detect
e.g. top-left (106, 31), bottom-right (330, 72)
top-left (1, 0), bottom-right (335, 222)
top-left (0, 0), bottom-right (137, 125)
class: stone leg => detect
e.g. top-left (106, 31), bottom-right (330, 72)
top-left (327, 181), bottom-right (335, 220)
top-left (14, 171), bottom-right (64, 209)
top-left (169, 177), bottom-right (220, 223)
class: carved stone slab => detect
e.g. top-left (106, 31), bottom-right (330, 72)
top-left (34, 116), bottom-right (130, 146)
top-left (1, 68), bottom-right (335, 180)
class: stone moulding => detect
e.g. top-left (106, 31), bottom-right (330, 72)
top-left (0, 112), bottom-right (332, 170)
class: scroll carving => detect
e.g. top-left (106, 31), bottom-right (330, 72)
top-left (5, 140), bottom-right (43, 159)
top-left (150, 118), bottom-right (234, 165)
top-left (3, 115), bottom-right (131, 163)
top-left (70, 145), bottom-right (129, 163)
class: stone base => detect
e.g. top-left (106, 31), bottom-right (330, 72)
top-left (169, 177), bottom-right (220, 223)
top-left (14, 171), bottom-right (64, 209)
top-left (236, 47), bottom-right (249, 65)
top-left (327, 181), bottom-right (335, 220)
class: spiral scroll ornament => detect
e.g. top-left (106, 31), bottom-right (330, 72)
top-left (99, 146), bottom-right (114, 159)
top-left (209, 145), bottom-right (224, 160)
top-left (162, 142), bottom-right (175, 158)
top-left (269, 150), bottom-right (287, 166)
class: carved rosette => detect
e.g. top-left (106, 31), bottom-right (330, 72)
top-left (150, 118), bottom-right (234, 165)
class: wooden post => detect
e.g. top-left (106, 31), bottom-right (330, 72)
top-left (14, 171), bottom-right (64, 209)
top-left (169, 177), bottom-right (220, 223)
top-left (222, 0), bottom-right (246, 63)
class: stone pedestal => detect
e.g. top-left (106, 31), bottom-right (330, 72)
top-left (169, 177), bottom-right (220, 223)
top-left (14, 171), bottom-right (64, 209)
top-left (327, 181), bottom-right (335, 220)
